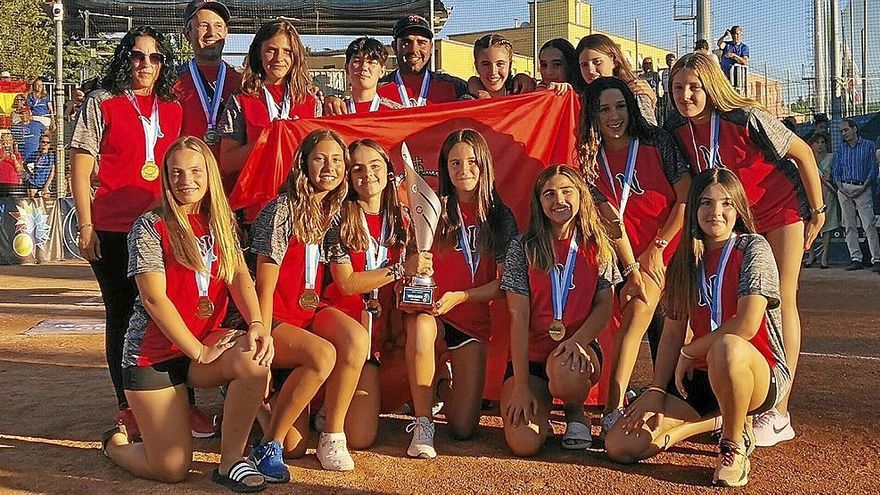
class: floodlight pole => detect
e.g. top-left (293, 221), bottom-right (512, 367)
top-left (429, 0), bottom-right (435, 71)
top-left (533, 0), bottom-right (539, 78)
top-left (54, 2), bottom-right (66, 197)
top-left (696, 0), bottom-right (711, 45)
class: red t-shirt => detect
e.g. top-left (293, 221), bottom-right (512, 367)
top-left (0, 150), bottom-right (22, 185)
top-left (174, 61), bottom-right (241, 158)
top-left (591, 133), bottom-right (688, 264)
top-left (376, 70), bottom-right (468, 106)
top-left (125, 211), bottom-right (229, 367)
top-left (669, 108), bottom-right (804, 233)
top-left (69, 90), bottom-right (183, 232)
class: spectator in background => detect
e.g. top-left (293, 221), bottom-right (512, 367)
top-left (717, 25), bottom-right (750, 78)
top-left (25, 133), bottom-right (55, 200)
top-left (657, 53), bottom-right (676, 124)
top-left (10, 93), bottom-right (26, 126)
top-left (693, 39), bottom-right (720, 66)
top-left (64, 88), bottom-right (86, 122)
top-left (640, 57), bottom-right (660, 93)
top-left (27, 77), bottom-right (54, 130)
top-left (814, 113), bottom-right (829, 135)
top-left (781, 116), bottom-right (798, 133)
top-left (804, 132), bottom-right (838, 268)
top-left (10, 108), bottom-right (45, 162)
top-left (831, 119), bottom-right (879, 271)
top-left (0, 130), bottom-right (23, 196)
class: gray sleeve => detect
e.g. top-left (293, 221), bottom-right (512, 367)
top-left (637, 94), bottom-right (658, 126)
top-left (68, 90), bottom-right (107, 156)
top-left (127, 214), bottom-right (165, 277)
top-left (492, 204), bottom-right (519, 262)
top-left (250, 197), bottom-right (289, 265)
top-left (324, 219), bottom-right (351, 264)
top-left (597, 255), bottom-right (622, 291)
top-left (747, 108), bottom-right (793, 162)
top-left (500, 235), bottom-right (530, 296)
top-left (655, 128), bottom-right (691, 185)
top-left (737, 235), bottom-right (781, 309)
top-left (589, 185), bottom-right (609, 204)
top-left (217, 93), bottom-right (247, 144)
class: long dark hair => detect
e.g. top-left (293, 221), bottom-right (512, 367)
top-left (436, 129), bottom-right (507, 257)
top-left (99, 26), bottom-right (177, 101)
top-left (241, 19), bottom-right (314, 103)
top-left (539, 38), bottom-right (584, 92)
top-left (339, 139), bottom-right (406, 252)
top-left (663, 168), bottom-right (757, 319)
top-left (577, 76), bottom-right (653, 183)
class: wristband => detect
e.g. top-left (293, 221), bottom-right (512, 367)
top-left (645, 386), bottom-right (667, 396)
top-left (680, 348), bottom-right (695, 360)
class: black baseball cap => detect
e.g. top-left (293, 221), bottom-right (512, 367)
top-left (183, 0), bottom-right (230, 25)
top-left (392, 14), bottom-right (433, 40)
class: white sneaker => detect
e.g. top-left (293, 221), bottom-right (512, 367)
top-left (752, 408), bottom-right (795, 447)
top-left (598, 407), bottom-right (624, 442)
top-left (406, 416), bottom-right (437, 459)
top-left (316, 432), bottom-right (354, 471)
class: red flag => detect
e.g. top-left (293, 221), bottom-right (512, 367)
top-left (230, 91), bottom-right (581, 229)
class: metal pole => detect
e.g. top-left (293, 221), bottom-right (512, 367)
top-left (54, 3), bottom-right (66, 198)
top-left (861, 0), bottom-right (868, 114)
top-left (675, 33), bottom-right (680, 58)
top-left (764, 61), bottom-right (769, 112)
top-left (634, 18), bottom-right (639, 72)
top-left (786, 68), bottom-right (792, 113)
top-left (533, 0), bottom-right (539, 78)
top-left (814, 0), bottom-right (827, 114)
top-left (830, 0), bottom-right (843, 149)
top-left (696, 0), bottom-right (711, 45)
top-left (429, 0), bottom-right (435, 71)
top-left (848, 0), bottom-right (855, 114)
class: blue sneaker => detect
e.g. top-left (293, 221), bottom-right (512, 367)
top-left (249, 439), bottom-right (290, 483)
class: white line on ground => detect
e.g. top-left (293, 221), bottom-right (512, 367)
top-left (800, 351), bottom-right (880, 362)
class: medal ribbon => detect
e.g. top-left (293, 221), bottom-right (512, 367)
top-left (550, 233), bottom-right (578, 321)
top-left (394, 71), bottom-right (431, 107)
top-left (304, 243), bottom-right (319, 291)
top-left (347, 94), bottom-right (381, 114)
top-left (362, 211), bottom-right (388, 300)
top-left (456, 204), bottom-right (481, 283)
top-left (688, 111), bottom-right (721, 172)
top-left (125, 91), bottom-right (161, 165)
top-left (189, 59), bottom-right (227, 132)
top-left (699, 233), bottom-right (737, 331)
top-left (263, 84), bottom-right (291, 121)
top-left (195, 232), bottom-right (216, 299)
top-left (598, 138), bottom-right (639, 218)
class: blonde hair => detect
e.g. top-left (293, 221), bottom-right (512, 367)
top-left (283, 129), bottom-right (350, 244)
top-left (524, 165), bottom-right (614, 271)
top-left (159, 136), bottom-right (243, 284)
top-left (241, 19), bottom-right (315, 104)
top-left (669, 52), bottom-right (765, 113)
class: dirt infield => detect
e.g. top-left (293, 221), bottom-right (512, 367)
top-left (0, 262), bottom-right (878, 494)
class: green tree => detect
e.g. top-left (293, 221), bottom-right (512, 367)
top-left (0, 0), bottom-right (52, 80)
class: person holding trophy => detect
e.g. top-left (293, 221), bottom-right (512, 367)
top-left (250, 130), bottom-right (367, 477)
top-left (323, 139), bottom-right (431, 450)
top-left (401, 130), bottom-right (518, 459)
top-left (499, 165), bottom-right (620, 456)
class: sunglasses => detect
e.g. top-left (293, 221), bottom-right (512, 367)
top-left (128, 50), bottom-right (165, 65)
top-left (40, 140), bottom-right (51, 145)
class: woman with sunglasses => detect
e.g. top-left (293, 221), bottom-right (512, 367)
top-left (25, 133), bottom-right (55, 200)
top-left (70, 26), bottom-right (183, 439)
top-left (218, 18), bottom-right (321, 216)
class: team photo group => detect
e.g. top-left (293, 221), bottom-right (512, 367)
top-left (71, 0), bottom-right (827, 491)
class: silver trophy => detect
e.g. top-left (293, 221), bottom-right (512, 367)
top-left (396, 142), bottom-right (441, 313)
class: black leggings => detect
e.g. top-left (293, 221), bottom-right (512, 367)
top-left (92, 231), bottom-right (197, 409)
top-left (90, 231), bottom-right (138, 409)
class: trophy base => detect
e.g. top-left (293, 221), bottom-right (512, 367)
top-left (396, 279), bottom-right (436, 314)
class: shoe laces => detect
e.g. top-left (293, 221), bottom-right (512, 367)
top-left (406, 419), bottom-right (433, 441)
top-left (719, 439), bottom-right (741, 467)
top-left (322, 435), bottom-right (348, 456)
top-left (752, 410), bottom-right (773, 429)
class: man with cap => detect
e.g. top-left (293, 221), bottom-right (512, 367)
top-left (173, 0), bottom-right (241, 439)
top-left (175, 0), bottom-right (241, 176)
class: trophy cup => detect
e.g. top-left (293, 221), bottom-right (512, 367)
top-left (396, 142), bottom-right (441, 313)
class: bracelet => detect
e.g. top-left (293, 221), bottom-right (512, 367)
top-left (680, 348), bottom-right (695, 360)
top-left (810, 204), bottom-right (828, 215)
top-left (78, 223), bottom-right (93, 231)
top-left (622, 262), bottom-right (640, 277)
top-left (645, 386), bottom-right (667, 396)
top-left (388, 261), bottom-right (405, 281)
top-left (249, 320), bottom-right (263, 326)
top-left (654, 238), bottom-right (669, 249)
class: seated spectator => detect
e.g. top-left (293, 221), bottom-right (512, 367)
top-left (25, 133), bottom-right (55, 199)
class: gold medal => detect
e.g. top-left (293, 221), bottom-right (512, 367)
top-left (299, 288), bottom-right (319, 310)
top-left (196, 296), bottom-right (214, 319)
top-left (366, 298), bottom-right (382, 318)
top-left (549, 319), bottom-right (566, 341)
top-left (141, 161), bottom-right (159, 181)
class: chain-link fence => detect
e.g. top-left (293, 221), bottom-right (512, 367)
top-left (0, 0), bottom-right (876, 262)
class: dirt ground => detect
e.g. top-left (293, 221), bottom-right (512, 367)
top-left (0, 262), bottom-right (878, 494)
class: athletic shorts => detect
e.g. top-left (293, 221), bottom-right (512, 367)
top-left (123, 356), bottom-right (190, 391)
top-left (443, 321), bottom-right (481, 351)
top-left (665, 368), bottom-right (780, 417)
top-left (503, 340), bottom-right (603, 383)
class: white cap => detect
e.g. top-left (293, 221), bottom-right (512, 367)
top-left (0, 71), bottom-right (11, 78)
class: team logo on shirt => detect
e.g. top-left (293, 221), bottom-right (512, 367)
top-left (554, 263), bottom-right (576, 290)
top-left (613, 170), bottom-right (645, 195)
top-left (697, 145), bottom-right (728, 170)
top-left (196, 234), bottom-right (218, 264)
top-left (697, 274), bottom-right (717, 307)
top-left (454, 224), bottom-right (479, 255)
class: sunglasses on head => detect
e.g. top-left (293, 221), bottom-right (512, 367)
top-left (128, 50), bottom-right (165, 65)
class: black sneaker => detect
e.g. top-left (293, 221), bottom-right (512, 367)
top-left (846, 261), bottom-right (863, 271)
top-left (873, 262), bottom-right (880, 273)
